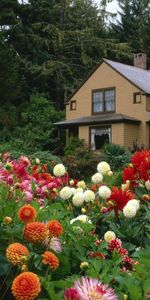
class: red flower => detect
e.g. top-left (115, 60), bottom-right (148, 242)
top-left (47, 220), bottom-right (63, 237)
top-left (108, 238), bottom-right (122, 252)
top-left (24, 222), bottom-right (46, 243)
top-left (108, 186), bottom-right (134, 216)
top-left (18, 204), bottom-right (37, 222)
top-left (131, 150), bottom-right (150, 169)
top-left (12, 272), bottom-right (41, 300)
top-left (123, 167), bottom-right (137, 185)
top-left (42, 251), bottom-right (59, 270)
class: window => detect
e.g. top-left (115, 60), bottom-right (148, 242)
top-left (90, 127), bottom-right (111, 150)
top-left (133, 92), bottom-right (141, 104)
top-left (92, 88), bottom-right (115, 113)
top-left (70, 100), bottom-right (76, 110)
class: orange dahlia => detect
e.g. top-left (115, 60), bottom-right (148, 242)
top-left (47, 220), bottom-right (63, 237)
top-left (6, 243), bottom-right (29, 265)
top-left (18, 204), bottom-right (37, 222)
top-left (24, 222), bottom-right (46, 243)
top-left (12, 272), bottom-right (41, 300)
top-left (42, 251), bottom-right (59, 270)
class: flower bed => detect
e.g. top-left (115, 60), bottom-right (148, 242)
top-left (0, 150), bottom-right (150, 299)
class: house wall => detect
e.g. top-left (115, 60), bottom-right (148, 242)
top-left (111, 123), bottom-right (124, 146)
top-left (66, 62), bottom-right (149, 147)
top-left (79, 126), bottom-right (89, 144)
top-left (124, 124), bottom-right (140, 149)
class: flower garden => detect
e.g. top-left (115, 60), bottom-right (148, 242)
top-left (0, 150), bottom-right (150, 300)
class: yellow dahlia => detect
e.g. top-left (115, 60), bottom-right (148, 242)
top-left (24, 222), bottom-right (46, 243)
top-left (18, 204), bottom-right (37, 222)
top-left (42, 251), bottom-right (59, 270)
top-left (12, 272), bottom-right (41, 300)
top-left (6, 243), bottom-right (29, 265)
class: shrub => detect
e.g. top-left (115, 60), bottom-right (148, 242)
top-left (101, 143), bottom-right (131, 170)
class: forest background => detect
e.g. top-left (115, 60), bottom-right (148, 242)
top-left (0, 0), bottom-right (150, 155)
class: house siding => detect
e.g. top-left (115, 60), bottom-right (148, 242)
top-left (66, 61), bottom-right (150, 148)
top-left (79, 126), bottom-right (89, 144)
top-left (111, 123), bottom-right (124, 146)
top-left (124, 124), bottom-right (139, 149)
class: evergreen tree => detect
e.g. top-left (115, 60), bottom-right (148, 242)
top-left (111, 0), bottom-right (150, 65)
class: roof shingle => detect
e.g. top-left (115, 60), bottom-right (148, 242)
top-left (55, 113), bottom-right (141, 127)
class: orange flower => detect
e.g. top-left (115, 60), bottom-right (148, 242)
top-left (18, 204), bottom-right (37, 222)
top-left (6, 243), bottom-right (29, 265)
top-left (47, 220), bottom-right (63, 237)
top-left (42, 251), bottom-right (59, 270)
top-left (12, 272), bottom-right (41, 300)
top-left (24, 222), bottom-right (46, 243)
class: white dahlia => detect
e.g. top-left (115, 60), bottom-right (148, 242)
top-left (99, 185), bottom-right (111, 199)
top-left (97, 161), bottom-right (111, 175)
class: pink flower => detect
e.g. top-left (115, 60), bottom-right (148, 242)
top-left (64, 277), bottom-right (118, 300)
top-left (19, 155), bottom-right (31, 167)
top-left (23, 191), bottom-right (33, 203)
top-left (64, 287), bottom-right (80, 300)
top-left (49, 237), bottom-right (62, 253)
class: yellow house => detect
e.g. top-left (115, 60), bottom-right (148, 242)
top-left (55, 54), bottom-right (150, 150)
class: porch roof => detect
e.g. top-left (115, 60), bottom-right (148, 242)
top-left (54, 113), bottom-right (141, 128)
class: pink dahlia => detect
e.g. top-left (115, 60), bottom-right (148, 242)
top-left (64, 287), bottom-right (80, 300)
top-left (72, 277), bottom-right (117, 300)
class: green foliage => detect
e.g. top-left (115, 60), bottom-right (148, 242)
top-left (0, 94), bottom-right (64, 154)
top-left (101, 143), bottom-right (131, 170)
top-left (63, 138), bottom-right (101, 179)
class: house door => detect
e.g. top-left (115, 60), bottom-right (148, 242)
top-left (90, 126), bottom-right (111, 150)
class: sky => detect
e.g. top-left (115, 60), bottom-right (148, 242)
top-left (94, 0), bottom-right (119, 12)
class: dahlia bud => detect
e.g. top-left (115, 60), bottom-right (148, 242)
top-left (107, 171), bottom-right (113, 176)
top-left (123, 295), bottom-right (128, 300)
top-left (21, 264), bottom-right (28, 272)
top-left (69, 180), bottom-right (74, 186)
top-left (142, 194), bottom-right (150, 201)
top-left (3, 216), bottom-right (13, 224)
top-left (80, 261), bottom-right (89, 269)
top-left (108, 200), bottom-right (114, 207)
top-left (20, 256), bottom-right (28, 263)
top-left (81, 208), bottom-right (87, 213)
top-left (101, 207), bottom-right (108, 213)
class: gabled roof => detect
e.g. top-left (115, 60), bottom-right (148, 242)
top-left (104, 59), bottom-right (150, 94)
top-left (66, 58), bottom-right (150, 103)
top-left (54, 113), bottom-right (141, 127)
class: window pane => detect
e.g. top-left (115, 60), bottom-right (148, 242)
top-left (93, 91), bottom-right (103, 112)
top-left (91, 127), bottom-right (111, 150)
top-left (105, 90), bottom-right (115, 112)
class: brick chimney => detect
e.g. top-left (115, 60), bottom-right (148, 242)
top-left (134, 53), bottom-right (147, 70)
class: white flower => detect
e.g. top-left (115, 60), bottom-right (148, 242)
top-left (53, 163), bottom-right (66, 177)
top-left (35, 158), bottom-right (40, 164)
top-left (77, 180), bottom-right (86, 189)
top-left (92, 172), bottom-right (103, 184)
top-left (60, 186), bottom-right (72, 200)
top-left (75, 188), bottom-right (84, 193)
top-left (97, 161), bottom-right (111, 175)
top-left (99, 185), bottom-right (111, 199)
top-left (123, 204), bottom-right (137, 218)
top-left (83, 190), bottom-right (95, 203)
top-left (70, 187), bottom-right (76, 195)
top-left (104, 231), bottom-right (116, 243)
top-left (76, 214), bottom-right (92, 224)
top-left (70, 214), bottom-right (91, 224)
top-left (145, 180), bottom-right (150, 190)
top-left (72, 192), bottom-right (84, 207)
top-left (128, 199), bottom-right (140, 211)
